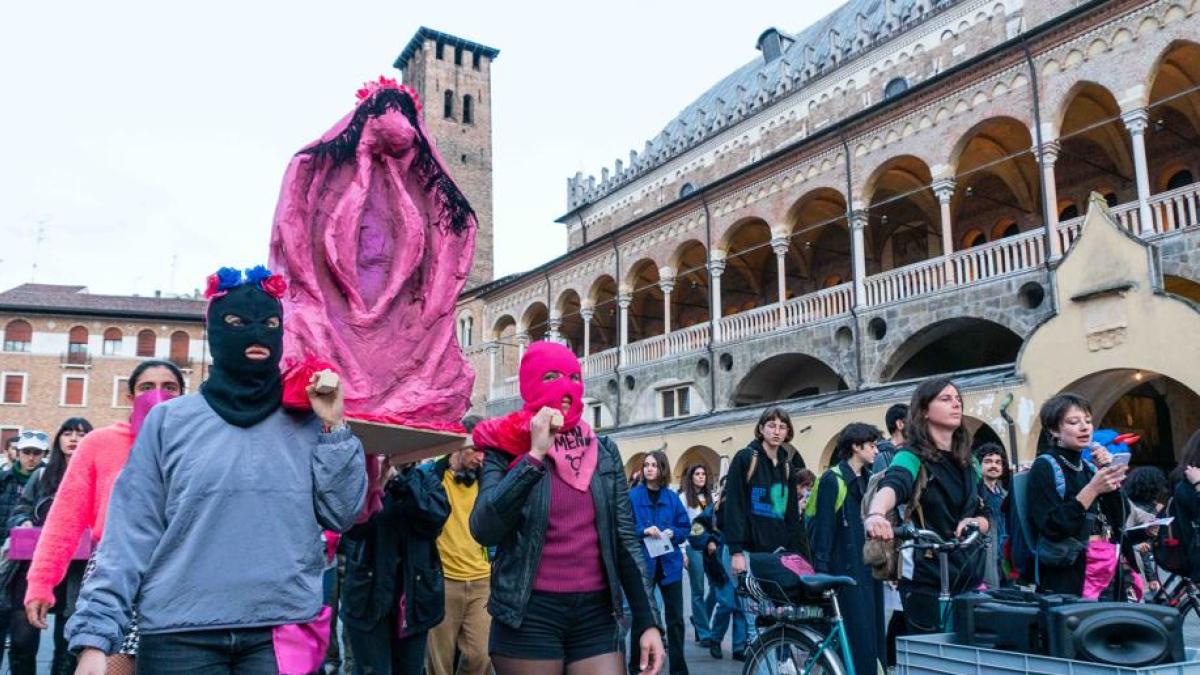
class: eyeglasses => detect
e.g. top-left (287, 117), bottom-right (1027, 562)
top-left (18, 448), bottom-right (45, 457)
top-left (18, 431), bottom-right (47, 442)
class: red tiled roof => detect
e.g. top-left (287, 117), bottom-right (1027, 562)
top-left (0, 283), bottom-right (205, 321)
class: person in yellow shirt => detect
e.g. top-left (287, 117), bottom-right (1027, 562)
top-left (426, 416), bottom-right (492, 675)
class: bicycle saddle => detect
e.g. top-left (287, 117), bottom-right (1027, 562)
top-left (797, 574), bottom-right (856, 594)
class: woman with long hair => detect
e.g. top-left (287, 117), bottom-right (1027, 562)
top-left (677, 464), bottom-right (714, 650)
top-left (864, 377), bottom-right (991, 633)
top-left (1167, 430), bottom-right (1200, 580)
top-left (470, 341), bottom-right (663, 675)
top-left (25, 360), bottom-right (184, 675)
top-left (7, 416), bottom-right (93, 675)
top-left (629, 451), bottom-right (690, 675)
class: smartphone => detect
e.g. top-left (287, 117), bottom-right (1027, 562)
top-left (1108, 453), bottom-right (1132, 468)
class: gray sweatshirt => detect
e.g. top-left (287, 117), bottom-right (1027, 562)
top-left (67, 394), bottom-right (367, 654)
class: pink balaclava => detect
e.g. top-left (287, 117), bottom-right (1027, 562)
top-left (130, 389), bottom-right (178, 437)
top-left (519, 341), bottom-right (584, 431)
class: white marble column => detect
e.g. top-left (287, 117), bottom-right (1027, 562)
top-left (617, 291), bottom-right (632, 364)
top-left (580, 304), bottom-right (594, 358)
top-left (932, 178), bottom-right (956, 284)
top-left (659, 276), bottom-right (675, 335)
top-left (771, 234), bottom-right (789, 327)
top-left (547, 314), bottom-right (562, 343)
top-left (708, 252), bottom-right (726, 342)
top-left (1123, 108), bottom-right (1154, 234)
top-left (1038, 140), bottom-right (1063, 259)
top-left (850, 210), bottom-right (868, 309)
top-left (516, 332), bottom-right (529, 362)
top-left (486, 343), bottom-right (498, 397)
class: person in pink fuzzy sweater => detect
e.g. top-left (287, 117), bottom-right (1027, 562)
top-left (24, 360), bottom-right (184, 668)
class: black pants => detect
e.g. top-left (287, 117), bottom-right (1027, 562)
top-left (138, 628), bottom-right (277, 675)
top-left (629, 579), bottom-right (687, 675)
top-left (900, 587), bottom-right (942, 635)
top-left (345, 614), bottom-right (428, 675)
top-left (6, 574), bottom-right (74, 675)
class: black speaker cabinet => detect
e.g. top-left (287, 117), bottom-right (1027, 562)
top-left (953, 590), bottom-right (1073, 653)
top-left (1045, 603), bottom-right (1185, 667)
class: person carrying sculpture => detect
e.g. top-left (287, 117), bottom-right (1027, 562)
top-left (68, 266), bottom-right (368, 675)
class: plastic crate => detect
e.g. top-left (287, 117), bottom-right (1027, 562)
top-left (897, 633), bottom-right (1200, 675)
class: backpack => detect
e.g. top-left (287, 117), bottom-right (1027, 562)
top-left (1155, 495), bottom-right (1199, 576)
top-left (803, 465), bottom-right (848, 522)
top-left (1008, 453), bottom-right (1095, 585)
top-left (861, 450), bottom-right (929, 582)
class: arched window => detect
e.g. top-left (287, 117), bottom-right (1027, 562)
top-left (102, 327), bottom-right (123, 355)
top-left (462, 95), bottom-right (474, 124)
top-left (67, 326), bottom-right (89, 364)
top-left (1167, 169), bottom-right (1194, 191)
top-left (961, 229), bottom-right (987, 249)
top-left (884, 77), bottom-right (909, 99)
top-left (3, 320), bottom-right (31, 352)
top-left (169, 331), bottom-right (190, 367)
top-left (136, 329), bottom-right (157, 357)
top-left (443, 90), bottom-right (455, 119)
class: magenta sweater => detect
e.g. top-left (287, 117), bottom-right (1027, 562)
top-left (530, 458), bottom-right (607, 593)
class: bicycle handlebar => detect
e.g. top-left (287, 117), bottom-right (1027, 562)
top-left (894, 522), bottom-right (982, 549)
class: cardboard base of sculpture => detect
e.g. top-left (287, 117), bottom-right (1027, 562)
top-left (348, 418), bottom-right (468, 461)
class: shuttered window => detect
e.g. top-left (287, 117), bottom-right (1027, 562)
top-left (169, 331), bottom-right (190, 366)
top-left (3, 320), bottom-right (31, 352)
top-left (63, 376), bottom-right (86, 406)
top-left (2, 374), bottom-right (26, 404)
top-left (136, 330), bottom-right (157, 357)
top-left (103, 327), bottom-right (123, 355)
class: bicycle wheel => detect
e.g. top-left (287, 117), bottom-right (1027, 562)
top-left (743, 623), bottom-right (848, 675)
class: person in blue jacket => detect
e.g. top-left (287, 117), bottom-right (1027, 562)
top-left (629, 450), bottom-right (691, 675)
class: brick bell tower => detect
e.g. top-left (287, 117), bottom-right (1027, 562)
top-left (395, 28), bottom-right (500, 289)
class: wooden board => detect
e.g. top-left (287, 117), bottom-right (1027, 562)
top-left (347, 418), bottom-right (469, 462)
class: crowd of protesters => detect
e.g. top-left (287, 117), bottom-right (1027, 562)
top-left (0, 281), bottom-right (1193, 675)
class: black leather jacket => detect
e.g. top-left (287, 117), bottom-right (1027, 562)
top-left (469, 436), bottom-right (660, 637)
top-left (341, 464), bottom-right (450, 635)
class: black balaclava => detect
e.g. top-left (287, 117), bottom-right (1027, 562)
top-left (200, 283), bottom-right (284, 427)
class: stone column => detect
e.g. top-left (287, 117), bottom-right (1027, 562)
top-left (580, 304), bottom-right (595, 358)
top-left (932, 178), bottom-right (956, 284)
top-left (850, 210), bottom-right (868, 309)
top-left (771, 234), bottom-right (790, 328)
top-left (659, 276), bottom-right (675, 335)
top-left (516, 332), bottom-right (529, 362)
top-left (547, 314), bottom-right (562, 343)
top-left (486, 343), bottom-right (498, 397)
top-left (1038, 140), bottom-right (1063, 259)
top-left (708, 252), bottom-right (727, 343)
top-left (617, 291), bottom-right (632, 364)
top-left (1123, 108), bottom-right (1154, 234)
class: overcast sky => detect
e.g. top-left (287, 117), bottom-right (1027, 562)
top-left (0, 0), bottom-right (837, 296)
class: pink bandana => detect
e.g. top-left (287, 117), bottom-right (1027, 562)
top-left (547, 421), bottom-right (599, 492)
top-left (130, 389), bottom-right (177, 437)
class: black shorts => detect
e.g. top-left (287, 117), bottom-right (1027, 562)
top-left (489, 590), bottom-right (622, 663)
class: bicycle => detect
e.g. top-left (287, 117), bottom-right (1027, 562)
top-left (738, 563), bottom-right (858, 675)
top-left (892, 522), bottom-right (983, 631)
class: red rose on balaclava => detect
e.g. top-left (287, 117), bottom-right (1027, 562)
top-left (518, 341), bottom-right (584, 431)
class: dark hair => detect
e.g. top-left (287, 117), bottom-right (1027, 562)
top-left (1038, 393), bottom-right (1093, 439)
top-left (885, 404), bottom-right (909, 436)
top-left (45, 417), bottom-right (94, 496)
top-left (461, 414), bottom-right (483, 434)
top-left (128, 359), bottom-right (186, 395)
top-left (1126, 466), bottom-right (1168, 507)
top-left (792, 468), bottom-right (816, 490)
top-left (974, 441), bottom-right (1012, 487)
top-left (906, 377), bottom-right (972, 468)
top-left (680, 463), bottom-right (714, 509)
top-left (1172, 430), bottom-right (1200, 484)
top-left (642, 450), bottom-right (671, 489)
top-left (835, 422), bottom-right (883, 461)
top-left (754, 407), bottom-right (794, 444)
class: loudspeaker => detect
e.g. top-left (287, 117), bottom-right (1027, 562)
top-left (1046, 603), bottom-right (1185, 667)
top-left (953, 590), bottom-right (1074, 653)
